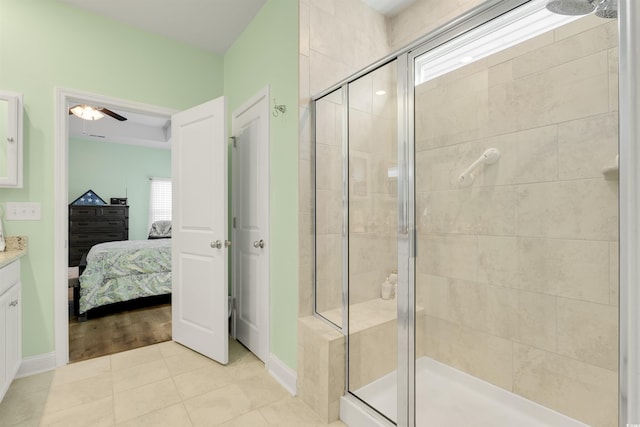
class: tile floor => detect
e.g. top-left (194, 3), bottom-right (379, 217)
top-left (0, 339), bottom-right (348, 426)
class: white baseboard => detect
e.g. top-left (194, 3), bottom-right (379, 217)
top-left (16, 352), bottom-right (57, 378)
top-left (267, 353), bottom-right (297, 396)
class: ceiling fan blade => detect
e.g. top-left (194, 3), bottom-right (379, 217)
top-left (99, 108), bottom-right (127, 121)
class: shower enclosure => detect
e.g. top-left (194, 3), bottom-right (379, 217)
top-left (312, 0), bottom-right (639, 426)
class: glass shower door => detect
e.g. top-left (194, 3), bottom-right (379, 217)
top-left (412, 4), bottom-right (619, 426)
top-left (347, 59), bottom-right (399, 423)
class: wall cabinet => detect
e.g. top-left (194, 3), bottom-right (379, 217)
top-left (0, 91), bottom-right (23, 188)
top-left (0, 259), bottom-right (21, 402)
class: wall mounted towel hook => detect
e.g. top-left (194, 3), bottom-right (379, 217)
top-left (273, 99), bottom-right (287, 117)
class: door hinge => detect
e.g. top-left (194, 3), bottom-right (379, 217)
top-left (230, 136), bottom-right (236, 147)
top-left (233, 217), bottom-right (236, 228)
top-left (231, 297), bottom-right (236, 313)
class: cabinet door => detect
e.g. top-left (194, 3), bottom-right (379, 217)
top-left (5, 283), bottom-right (20, 379)
top-left (0, 289), bottom-right (8, 400)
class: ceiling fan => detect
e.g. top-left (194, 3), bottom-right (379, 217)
top-left (68, 104), bottom-right (127, 121)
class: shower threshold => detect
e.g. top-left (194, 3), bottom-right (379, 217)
top-left (342, 356), bottom-right (589, 427)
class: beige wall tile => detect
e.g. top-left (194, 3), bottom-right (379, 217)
top-left (487, 31), bottom-right (554, 67)
top-left (479, 125), bottom-right (559, 186)
top-left (310, 7), bottom-right (354, 66)
top-left (309, 0), bottom-right (334, 17)
top-left (485, 284), bottom-right (519, 340)
top-left (610, 242), bottom-right (619, 306)
top-left (349, 321), bottom-right (397, 390)
top-left (513, 344), bottom-right (618, 427)
top-left (558, 112), bottom-right (618, 180)
top-left (421, 187), bottom-right (516, 236)
top-left (609, 47), bottom-right (619, 112)
top-left (309, 50), bottom-right (347, 96)
top-left (557, 298), bottom-right (618, 371)
top-left (517, 290), bottom-right (557, 352)
top-left (418, 234), bottom-right (478, 282)
top-left (488, 60), bottom-right (513, 88)
top-left (486, 51), bottom-right (609, 137)
top-left (517, 237), bottom-right (611, 304)
top-left (417, 274), bottom-right (452, 322)
top-left (478, 236), bottom-right (518, 288)
top-left (516, 180), bottom-right (618, 241)
top-left (554, 13), bottom-right (608, 41)
top-left (512, 20), bottom-right (616, 79)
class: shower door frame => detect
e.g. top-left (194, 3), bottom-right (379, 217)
top-left (311, 0), bottom-right (640, 425)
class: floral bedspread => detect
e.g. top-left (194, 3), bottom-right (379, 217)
top-left (79, 239), bottom-right (171, 314)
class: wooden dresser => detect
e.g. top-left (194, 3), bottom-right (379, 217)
top-left (68, 205), bottom-right (129, 266)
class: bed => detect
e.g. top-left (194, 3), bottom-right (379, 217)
top-left (78, 238), bottom-right (172, 317)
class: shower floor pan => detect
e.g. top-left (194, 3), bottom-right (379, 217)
top-left (342, 356), bottom-right (589, 427)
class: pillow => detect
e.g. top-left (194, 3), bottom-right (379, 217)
top-left (148, 220), bottom-right (172, 239)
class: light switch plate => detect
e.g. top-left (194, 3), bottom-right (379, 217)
top-left (5, 202), bottom-right (41, 220)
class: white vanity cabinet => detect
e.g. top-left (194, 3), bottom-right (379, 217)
top-left (0, 259), bottom-right (21, 402)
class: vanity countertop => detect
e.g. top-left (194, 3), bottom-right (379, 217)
top-left (0, 236), bottom-right (27, 268)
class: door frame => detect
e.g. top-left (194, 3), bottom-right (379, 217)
top-left (231, 86), bottom-right (271, 362)
top-left (54, 87), bottom-right (175, 366)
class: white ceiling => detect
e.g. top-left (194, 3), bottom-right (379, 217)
top-left (57, 0), bottom-right (268, 54)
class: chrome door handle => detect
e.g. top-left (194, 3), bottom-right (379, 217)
top-left (225, 240), bottom-right (232, 248)
top-left (253, 239), bottom-right (265, 249)
top-left (9, 300), bottom-right (18, 307)
top-left (211, 240), bottom-right (222, 249)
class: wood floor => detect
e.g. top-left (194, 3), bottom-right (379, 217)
top-left (68, 302), bottom-right (172, 363)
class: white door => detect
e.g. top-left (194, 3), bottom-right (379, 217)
top-left (232, 88), bottom-right (270, 362)
top-left (172, 96), bottom-right (228, 364)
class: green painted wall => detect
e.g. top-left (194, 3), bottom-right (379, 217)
top-left (0, 0), bottom-right (224, 357)
top-left (68, 138), bottom-right (171, 240)
top-left (224, 0), bottom-right (299, 369)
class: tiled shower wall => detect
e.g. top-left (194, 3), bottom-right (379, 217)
top-left (299, 0), bottom-right (485, 318)
top-left (299, 0), bottom-right (389, 320)
top-left (415, 15), bottom-right (619, 427)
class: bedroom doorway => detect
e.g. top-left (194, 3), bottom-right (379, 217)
top-left (54, 88), bottom-right (176, 366)
top-left (231, 87), bottom-right (271, 363)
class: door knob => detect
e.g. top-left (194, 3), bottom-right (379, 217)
top-left (253, 239), bottom-right (265, 249)
top-left (225, 240), bottom-right (232, 248)
top-left (211, 240), bottom-right (222, 249)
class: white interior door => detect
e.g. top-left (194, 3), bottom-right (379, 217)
top-left (232, 88), bottom-right (269, 362)
top-left (172, 96), bottom-right (228, 364)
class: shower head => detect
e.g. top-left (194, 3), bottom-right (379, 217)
top-left (545, 0), bottom-right (596, 15)
top-left (595, 0), bottom-right (617, 18)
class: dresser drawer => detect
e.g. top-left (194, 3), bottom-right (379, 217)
top-left (69, 219), bottom-right (128, 232)
top-left (69, 205), bottom-right (128, 218)
top-left (69, 231), bottom-right (126, 244)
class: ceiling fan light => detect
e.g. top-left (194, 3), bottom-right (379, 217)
top-left (70, 104), bottom-right (105, 121)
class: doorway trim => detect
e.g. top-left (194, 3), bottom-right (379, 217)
top-left (54, 87), bottom-right (175, 366)
top-left (231, 86), bottom-right (271, 363)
